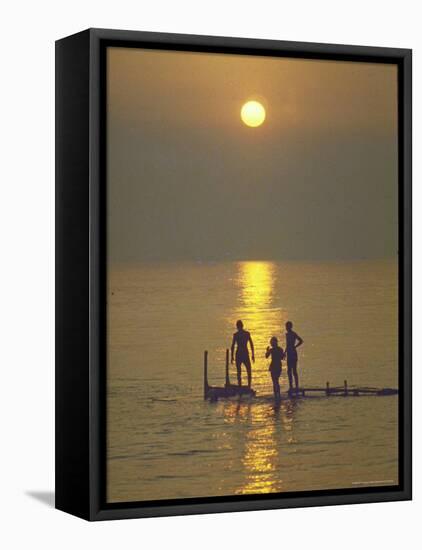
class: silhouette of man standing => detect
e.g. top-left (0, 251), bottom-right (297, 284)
top-left (231, 320), bottom-right (255, 388)
top-left (285, 321), bottom-right (303, 393)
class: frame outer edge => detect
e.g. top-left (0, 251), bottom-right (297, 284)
top-left (402, 49), bottom-right (412, 500)
top-left (55, 29), bottom-right (91, 521)
top-left (77, 29), bottom-right (412, 520)
top-left (89, 28), bottom-right (103, 520)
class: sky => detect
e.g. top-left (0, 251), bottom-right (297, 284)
top-left (107, 47), bottom-right (398, 263)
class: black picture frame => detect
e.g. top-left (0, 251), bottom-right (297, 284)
top-left (55, 28), bottom-right (412, 521)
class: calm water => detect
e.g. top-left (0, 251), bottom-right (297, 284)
top-left (107, 260), bottom-right (398, 502)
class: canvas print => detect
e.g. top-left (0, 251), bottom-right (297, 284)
top-left (106, 47), bottom-right (398, 503)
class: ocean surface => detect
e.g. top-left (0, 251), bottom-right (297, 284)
top-left (107, 259), bottom-right (398, 502)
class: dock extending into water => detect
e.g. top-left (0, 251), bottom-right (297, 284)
top-left (203, 349), bottom-right (398, 401)
top-left (204, 350), bottom-right (256, 401)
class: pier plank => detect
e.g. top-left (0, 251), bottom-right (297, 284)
top-left (203, 350), bottom-right (398, 401)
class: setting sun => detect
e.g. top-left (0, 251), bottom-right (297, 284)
top-left (241, 100), bottom-right (266, 127)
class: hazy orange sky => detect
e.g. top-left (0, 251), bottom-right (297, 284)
top-left (107, 47), bottom-right (398, 262)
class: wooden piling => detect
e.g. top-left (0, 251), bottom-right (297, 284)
top-left (326, 381), bottom-right (330, 396)
top-left (204, 350), bottom-right (209, 399)
top-left (344, 379), bottom-right (348, 396)
top-left (225, 349), bottom-right (230, 388)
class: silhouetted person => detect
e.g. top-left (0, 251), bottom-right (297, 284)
top-left (266, 337), bottom-right (284, 401)
top-left (285, 321), bottom-right (303, 393)
top-left (231, 320), bottom-right (255, 388)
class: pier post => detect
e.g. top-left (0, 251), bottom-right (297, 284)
top-left (225, 349), bottom-right (230, 388)
top-left (204, 351), bottom-right (209, 399)
top-left (344, 380), bottom-right (348, 396)
top-left (326, 382), bottom-right (330, 396)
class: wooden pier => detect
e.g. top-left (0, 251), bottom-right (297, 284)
top-left (203, 349), bottom-right (398, 401)
top-left (204, 349), bottom-right (256, 401)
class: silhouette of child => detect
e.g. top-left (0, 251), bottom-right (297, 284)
top-left (266, 337), bottom-right (284, 401)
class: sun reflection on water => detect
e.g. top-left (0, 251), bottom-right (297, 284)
top-left (228, 261), bottom-right (286, 392)
top-left (222, 399), bottom-right (299, 495)
top-left (220, 261), bottom-right (300, 495)
top-left (239, 261), bottom-right (276, 310)
top-left (239, 404), bottom-right (281, 494)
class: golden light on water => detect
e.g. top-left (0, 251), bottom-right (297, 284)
top-left (239, 261), bottom-right (275, 310)
top-left (222, 400), bottom-right (300, 495)
top-left (222, 262), bottom-right (295, 495)
top-left (233, 261), bottom-right (285, 390)
top-left (241, 100), bottom-right (266, 127)
top-left (239, 405), bottom-right (281, 494)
